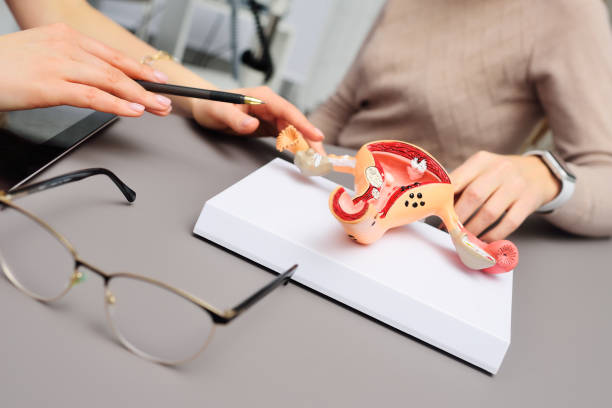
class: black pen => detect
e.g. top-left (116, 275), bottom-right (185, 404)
top-left (135, 80), bottom-right (264, 105)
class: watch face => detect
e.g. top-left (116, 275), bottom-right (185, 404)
top-left (547, 151), bottom-right (576, 181)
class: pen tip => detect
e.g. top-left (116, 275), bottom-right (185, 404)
top-left (244, 96), bottom-right (265, 105)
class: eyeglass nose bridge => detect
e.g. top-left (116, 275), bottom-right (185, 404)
top-left (75, 258), bottom-right (111, 280)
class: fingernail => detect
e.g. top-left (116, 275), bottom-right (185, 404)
top-left (155, 94), bottom-right (172, 106)
top-left (315, 127), bottom-right (325, 140)
top-left (241, 116), bottom-right (257, 128)
top-left (128, 102), bottom-right (145, 112)
top-left (153, 70), bottom-right (168, 83)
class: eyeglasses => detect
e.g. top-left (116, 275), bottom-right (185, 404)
top-left (0, 168), bottom-right (296, 365)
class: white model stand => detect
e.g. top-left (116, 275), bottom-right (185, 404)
top-left (194, 159), bottom-right (513, 373)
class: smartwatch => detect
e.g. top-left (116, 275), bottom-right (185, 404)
top-left (523, 150), bottom-right (576, 213)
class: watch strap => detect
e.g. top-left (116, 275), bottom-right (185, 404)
top-left (523, 150), bottom-right (576, 213)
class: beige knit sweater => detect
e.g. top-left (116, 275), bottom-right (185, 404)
top-left (310, 0), bottom-right (612, 237)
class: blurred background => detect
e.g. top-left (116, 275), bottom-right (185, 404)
top-left (0, 0), bottom-right (386, 114)
top-left (3, 1), bottom-right (610, 117)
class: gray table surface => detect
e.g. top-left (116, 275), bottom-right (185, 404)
top-left (1, 113), bottom-right (610, 407)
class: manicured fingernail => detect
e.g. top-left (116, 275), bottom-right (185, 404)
top-left (241, 116), bottom-right (257, 128)
top-left (153, 70), bottom-right (168, 83)
top-left (315, 127), bottom-right (325, 139)
top-left (155, 94), bottom-right (172, 106)
top-left (128, 102), bottom-right (145, 112)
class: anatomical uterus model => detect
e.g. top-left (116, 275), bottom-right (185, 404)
top-left (276, 126), bottom-right (518, 274)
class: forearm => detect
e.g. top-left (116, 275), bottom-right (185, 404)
top-left (541, 162), bottom-right (612, 237)
top-left (6, 0), bottom-right (325, 142)
top-left (7, 0), bottom-right (210, 114)
top-left (525, 1), bottom-right (612, 237)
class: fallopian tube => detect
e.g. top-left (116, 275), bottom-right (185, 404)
top-left (276, 126), bottom-right (518, 274)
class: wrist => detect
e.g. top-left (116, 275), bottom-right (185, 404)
top-left (522, 150), bottom-right (576, 213)
top-left (524, 155), bottom-right (561, 205)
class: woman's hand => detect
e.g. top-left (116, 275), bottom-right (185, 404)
top-left (191, 86), bottom-right (325, 150)
top-left (0, 23), bottom-right (171, 116)
top-left (450, 151), bottom-right (561, 241)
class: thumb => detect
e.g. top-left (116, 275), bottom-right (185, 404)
top-left (223, 109), bottom-right (260, 134)
top-left (195, 102), bottom-right (260, 133)
top-left (308, 141), bottom-right (326, 155)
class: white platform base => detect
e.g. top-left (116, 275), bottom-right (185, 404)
top-left (194, 159), bottom-right (513, 373)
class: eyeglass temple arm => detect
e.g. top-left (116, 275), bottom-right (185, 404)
top-left (8, 168), bottom-right (136, 202)
top-left (220, 264), bottom-right (297, 322)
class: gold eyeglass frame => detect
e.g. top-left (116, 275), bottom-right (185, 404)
top-left (0, 168), bottom-right (296, 365)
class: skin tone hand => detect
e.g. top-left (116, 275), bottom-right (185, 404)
top-left (0, 23), bottom-right (172, 117)
top-left (450, 151), bottom-right (561, 242)
top-left (191, 86), bottom-right (325, 153)
top-left (6, 1), bottom-right (323, 149)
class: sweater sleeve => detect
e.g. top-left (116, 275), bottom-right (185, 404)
top-left (529, 0), bottom-right (612, 237)
top-left (307, 60), bottom-right (361, 145)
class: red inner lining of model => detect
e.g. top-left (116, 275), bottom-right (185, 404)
top-left (335, 142), bottom-right (452, 221)
top-left (332, 188), bottom-right (369, 221)
top-left (379, 182), bottom-right (422, 218)
top-left (367, 142), bottom-right (451, 184)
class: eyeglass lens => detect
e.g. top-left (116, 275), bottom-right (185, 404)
top-left (105, 276), bottom-right (215, 364)
top-left (0, 204), bottom-right (75, 301)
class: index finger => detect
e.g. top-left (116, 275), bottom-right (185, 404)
top-left (308, 140), bottom-right (327, 155)
top-left (449, 151), bottom-right (494, 193)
